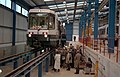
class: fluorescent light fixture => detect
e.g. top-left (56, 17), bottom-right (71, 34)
top-left (63, 23), bottom-right (65, 27)
top-left (63, 1), bottom-right (66, 4)
top-left (65, 8), bottom-right (67, 12)
top-left (44, 0), bottom-right (54, 1)
top-left (41, 50), bottom-right (44, 52)
top-left (77, 1), bottom-right (84, 4)
top-left (66, 14), bottom-right (68, 17)
top-left (67, 20), bottom-right (69, 24)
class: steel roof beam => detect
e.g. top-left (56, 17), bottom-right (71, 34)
top-left (32, 1), bottom-right (75, 8)
top-left (73, 0), bottom-right (78, 21)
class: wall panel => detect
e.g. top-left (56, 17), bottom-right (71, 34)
top-left (0, 8), bottom-right (4, 26)
top-left (3, 9), bottom-right (13, 27)
top-left (3, 28), bottom-right (12, 43)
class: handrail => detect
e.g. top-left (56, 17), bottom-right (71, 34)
top-left (4, 51), bottom-right (52, 77)
top-left (0, 48), bottom-right (41, 65)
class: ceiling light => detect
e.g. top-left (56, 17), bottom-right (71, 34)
top-left (63, 1), bottom-right (66, 4)
top-left (44, 0), bottom-right (54, 1)
top-left (66, 14), bottom-right (68, 17)
top-left (63, 23), bottom-right (65, 27)
top-left (65, 9), bottom-right (67, 12)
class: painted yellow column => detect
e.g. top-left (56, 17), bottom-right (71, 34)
top-left (94, 61), bottom-right (98, 77)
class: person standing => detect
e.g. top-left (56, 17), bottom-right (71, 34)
top-left (61, 48), bottom-right (67, 68)
top-left (66, 48), bottom-right (72, 71)
top-left (86, 57), bottom-right (92, 73)
top-left (54, 50), bottom-right (61, 72)
top-left (74, 50), bottom-right (81, 74)
top-left (74, 36), bottom-right (76, 41)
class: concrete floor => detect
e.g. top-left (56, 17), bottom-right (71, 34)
top-left (31, 68), bottom-right (94, 77)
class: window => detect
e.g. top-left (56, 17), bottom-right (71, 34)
top-left (22, 8), bottom-right (28, 16)
top-left (29, 13), bottom-right (49, 29)
top-left (0, 0), bottom-right (11, 8)
top-left (0, 0), bottom-right (5, 6)
top-left (49, 14), bottom-right (55, 29)
top-left (5, 0), bottom-right (11, 8)
top-left (29, 13), bottom-right (55, 30)
top-left (16, 4), bottom-right (21, 13)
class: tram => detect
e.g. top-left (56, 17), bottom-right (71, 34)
top-left (98, 24), bottom-right (119, 46)
top-left (27, 9), bottom-right (60, 48)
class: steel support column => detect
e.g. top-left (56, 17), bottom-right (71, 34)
top-left (45, 57), bottom-right (49, 72)
top-left (12, 0), bottom-right (16, 46)
top-left (38, 63), bottom-right (42, 77)
top-left (108, 0), bottom-right (116, 53)
top-left (87, 0), bottom-right (91, 36)
top-left (79, 15), bottom-right (83, 40)
top-left (118, 10), bottom-right (120, 64)
top-left (94, 0), bottom-right (99, 39)
top-left (83, 9), bottom-right (87, 45)
top-left (13, 60), bottom-right (18, 69)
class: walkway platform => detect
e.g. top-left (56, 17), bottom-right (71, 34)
top-left (31, 68), bottom-right (94, 77)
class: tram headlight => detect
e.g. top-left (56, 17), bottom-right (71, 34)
top-left (43, 32), bottom-right (48, 38)
top-left (28, 34), bottom-right (32, 37)
top-left (41, 50), bottom-right (44, 53)
top-left (0, 69), bottom-right (2, 73)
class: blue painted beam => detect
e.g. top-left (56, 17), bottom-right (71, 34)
top-left (38, 63), bottom-right (42, 77)
top-left (12, 0), bottom-right (16, 46)
top-left (87, 0), bottom-right (91, 36)
top-left (13, 60), bottom-right (18, 69)
top-left (94, 0), bottom-right (99, 39)
top-left (79, 14), bottom-right (83, 39)
top-left (65, 23), bottom-right (73, 41)
top-left (83, 9), bottom-right (87, 38)
top-left (108, 0), bottom-right (116, 53)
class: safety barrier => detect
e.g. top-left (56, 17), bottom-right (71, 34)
top-left (0, 48), bottom-right (43, 69)
top-left (4, 50), bottom-right (53, 77)
top-left (83, 44), bottom-right (120, 77)
top-left (80, 37), bottom-right (119, 63)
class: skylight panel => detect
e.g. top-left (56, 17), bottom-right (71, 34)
top-left (75, 15), bottom-right (80, 18)
top-left (59, 11), bottom-right (66, 14)
top-left (76, 9), bottom-right (83, 13)
top-left (58, 6), bottom-right (66, 8)
top-left (49, 7), bottom-right (57, 9)
top-left (48, 5), bottom-right (57, 9)
top-left (91, 8), bottom-right (94, 11)
top-left (66, 3), bottom-right (75, 6)
top-left (56, 12), bottom-right (60, 15)
top-left (58, 17), bottom-right (63, 20)
top-left (57, 4), bottom-right (65, 7)
top-left (67, 5), bottom-right (74, 7)
top-left (48, 5), bottom-right (56, 8)
top-left (68, 10), bottom-right (74, 13)
top-left (62, 16), bottom-right (67, 19)
top-left (44, 0), bottom-right (54, 1)
top-left (68, 15), bottom-right (73, 18)
top-left (77, 1), bottom-right (84, 4)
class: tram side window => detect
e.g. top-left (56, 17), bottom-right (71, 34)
top-left (49, 15), bottom-right (55, 29)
